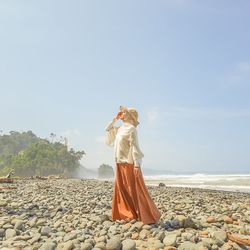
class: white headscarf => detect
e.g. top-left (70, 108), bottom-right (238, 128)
top-left (120, 106), bottom-right (139, 127)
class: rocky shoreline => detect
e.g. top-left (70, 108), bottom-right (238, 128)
top-left (0, 178), bottom-right (250, 250)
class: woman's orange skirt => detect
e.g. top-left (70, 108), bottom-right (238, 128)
top-left (111, 162), bottom-right (161, 224)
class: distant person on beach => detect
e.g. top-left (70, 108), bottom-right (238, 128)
top-left (105, 106), bottom-right (161, 224)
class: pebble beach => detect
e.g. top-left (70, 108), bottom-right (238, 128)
top-left (0, 178), bottom-right (250, 250)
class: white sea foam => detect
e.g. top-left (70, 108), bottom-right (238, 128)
top-left (143, 174), bottom-right (250, 179)
top-left (143, 174), bottom-right (250, 193)
top-left (146, 183), bottom-right (250, 193)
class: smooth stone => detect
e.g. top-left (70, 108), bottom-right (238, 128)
top-left (211, 244), bottom-right (219, 250)
top-left (153, 241), bottom-right (165, 249)
top-left (30, 233), bottom-right (41, 244)
top-left (0, 228), bottom-right (5, 237)
top-left (181, 232), bottom-right (194, 241)
top-left (14, 220), bottom-right (24, 230)
top-left (36, 218), bottom-right (47, 226)
top-left (212, 230), bottom-right (227, 242)
top-left (13, 234), bottom-right (32, 241)
top-left (5, 228), bottom-right (17, 239)
top-left (94, 242), bottom-right (106, 250)
top-left (55, 231), bottom-right (66, 237)
top-left (176, 215), bottom-right (186, 227)
top-left (13, 241), bottom-right (28, 247)
top-left (139, 229), bottom-right (150, 239)
top-left (54, 221), bottom-right (62, 228)
top-left (28, 217), bottom-right (37, 227)
top-left (170, 220), bottom-right (180, 228)
top-left (99, 229), bottom-right (107, 236)
top-left (78, 235), bottom-right (86, 242)
top-left (220, 242), bottom-right (233, 250)
top-left (41, 226), bottom-right (52, 236)
top-left (155, 231), bottom-right (165, 241)
top-left (197, 247), bottom-right (209, 250)
top-left (183, 217), bottom-right (197, 229)
top-left (121, 239), bottom-right (136, 250)
top-left (85, 239), bottom-right (95, 246)
top-left (95, 235), bottom-right (106, 242)
top-left (196, 241), bottom-right (209, 249)
top-left (207, 216), bottom-right (215, 223)
top-left (163, 234), bottom-right (177, 246)
top-left (38, 241), bottom-right (56, 250)
top-left (202, 238), bottom-right (215, 244)
top-left (106, 236), bottom-right (121, 250)
top-left (124, 232), bottom-right (132, 238)
top-left (0, 200), bottom-right (8, 206)
top-left (142, 224), bottom-right (152, 230)
top-left (133, 221), bottom-right (144, 230)
top-left (178, 241), bottom-right (197, 250)
top-left (103, 221), bottom-right (113, 227)
top-left (224, 216), bottom-right (233, 224)
top-left (80, 242), bottom-right (93, 250)
top-left (62, 240), bottom-right (74, 250)
top-left (2, 223), bottom-right (13, 229)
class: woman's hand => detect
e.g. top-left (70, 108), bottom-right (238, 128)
top-left (115, 111), bottom-right (124, 120)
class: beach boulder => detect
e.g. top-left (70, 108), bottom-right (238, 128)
top-left (98, 164), bottom-right (114, 179)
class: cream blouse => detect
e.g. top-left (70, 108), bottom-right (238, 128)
top-left (105, 118), bottom-right (144, 167)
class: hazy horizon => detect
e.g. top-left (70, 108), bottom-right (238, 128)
top-left (1, 1), bottom-right (250, 173)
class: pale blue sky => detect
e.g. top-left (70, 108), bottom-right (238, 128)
top-left (1, 1), bottom-right (250, 173)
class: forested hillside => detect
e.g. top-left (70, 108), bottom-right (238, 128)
top-left (0, 131), bottom-right (85, 177)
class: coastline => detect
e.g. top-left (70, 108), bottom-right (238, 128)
top-left (101, 173), bottom-right (250, 193)
top-left (143, 174), bottom-right (250, 194)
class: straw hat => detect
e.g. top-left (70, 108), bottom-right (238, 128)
top-left (120, 106), bottom-right (140, 127)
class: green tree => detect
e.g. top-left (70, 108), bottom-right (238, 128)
top-left (0, 131), bottom-right (85, 177)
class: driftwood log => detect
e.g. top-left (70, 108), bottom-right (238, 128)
top-left (227, 232), bottom-right (250, 246)
top-left (0, 170), bottom-right (14, 183)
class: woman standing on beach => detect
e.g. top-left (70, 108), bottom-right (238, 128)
top-left (105, 106), bottom-right (161, 224)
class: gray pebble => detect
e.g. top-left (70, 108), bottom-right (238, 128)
top-left (38, 241), bottom-right (56, 250)
top-left (41, 226), bottom-right (52, 236)
top-left (14, 220), bottom-right (24, 230)
top-left (121, 239), bottom-right (136, 250)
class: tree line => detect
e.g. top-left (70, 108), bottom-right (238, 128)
top-left (0, 131), bottom-right (85, 177)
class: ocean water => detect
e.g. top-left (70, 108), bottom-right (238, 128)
top-left (143, 174), bottom-right (250, 193)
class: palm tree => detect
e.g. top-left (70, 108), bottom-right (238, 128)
top-left (50, 133), bottom-right (56, 143)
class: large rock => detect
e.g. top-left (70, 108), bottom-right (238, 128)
top-left (98, 164), bottom-right (114, 179)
